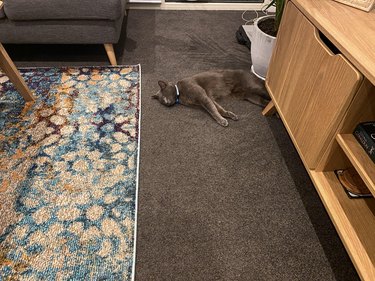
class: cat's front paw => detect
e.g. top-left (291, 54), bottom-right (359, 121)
top-left (227, 111), bottom-right (239, 121)
top-left (218, 118), bottom-right (229, 127)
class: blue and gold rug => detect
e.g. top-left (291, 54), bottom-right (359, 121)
top-left (0, 66), bottom-right (141, 280)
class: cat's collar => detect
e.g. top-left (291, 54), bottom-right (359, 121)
top-left (175, 84), bottom-right (180, 104)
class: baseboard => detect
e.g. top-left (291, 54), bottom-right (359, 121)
top-left (127, 2), bottom-right (270, 10)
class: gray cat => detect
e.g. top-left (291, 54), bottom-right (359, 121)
top-left (152, 70), bottom-right (270, 127)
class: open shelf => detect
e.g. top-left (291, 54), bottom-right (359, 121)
top-left (336, 134), bottom-right (375, 197)
top-left (310, 171), bottom-right (375, 281)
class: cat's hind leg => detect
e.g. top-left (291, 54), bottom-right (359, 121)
top-left (213, 101), bottom-right (239, 121)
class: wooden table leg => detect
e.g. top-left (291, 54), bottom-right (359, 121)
top-left (0, 43), bottom-right (35, 102)
top-left (262, 100), bottom-right (277, 116)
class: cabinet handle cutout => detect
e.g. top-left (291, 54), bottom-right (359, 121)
top-left (317, 30), bottom-right (341, 55)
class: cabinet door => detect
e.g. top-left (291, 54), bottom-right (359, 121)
top-left (266, 2), bottom-right (362, 169)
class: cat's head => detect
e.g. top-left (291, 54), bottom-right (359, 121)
top-left (152, 80), bottom-right (177, 106)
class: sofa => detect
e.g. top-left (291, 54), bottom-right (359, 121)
top-left (0, 0), bottom-right (127, 65)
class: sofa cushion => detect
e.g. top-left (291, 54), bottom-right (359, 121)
top-left (0, 19), bottom-right (124, 44)
top-left (4, 0), bottom-right (124, 21)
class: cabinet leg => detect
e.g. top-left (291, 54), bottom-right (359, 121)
top-left (262, 100), bottom-right (277, 116)
top-left (104, 44), bottom-right (117, 66)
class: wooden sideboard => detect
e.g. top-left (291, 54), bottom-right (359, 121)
top-left (264, 0), bottom-right (375, 280)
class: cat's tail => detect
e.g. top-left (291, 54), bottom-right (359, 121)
top-left (244, 95), bottom-right (270, 107)
top-left (244, 86), bottom-right (271, 107)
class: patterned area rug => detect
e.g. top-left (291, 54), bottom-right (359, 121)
top-left (0, 66), bottom-right (141, 280)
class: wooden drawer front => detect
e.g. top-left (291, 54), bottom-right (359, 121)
top-left (266, 2), bottom-right (362, 169)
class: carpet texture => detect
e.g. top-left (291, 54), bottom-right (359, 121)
top-left (0, 66), bottom-right (140, 280)
top-left (4, 9), bottom-right (360, 281)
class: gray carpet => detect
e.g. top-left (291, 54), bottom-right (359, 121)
top-left (5, 10), bottom-right (359, 281)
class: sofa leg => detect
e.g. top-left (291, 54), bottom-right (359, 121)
top-left (104, 44), bottom-right (117, 66)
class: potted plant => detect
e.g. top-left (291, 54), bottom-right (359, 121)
top-left (250, 0), bottom-right (286, 80)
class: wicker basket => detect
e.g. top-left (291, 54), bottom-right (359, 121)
top-left (333, 0), bottom-right (375, 11)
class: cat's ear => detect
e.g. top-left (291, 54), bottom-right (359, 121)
top-left (158, 80), bottom-right (168, 90)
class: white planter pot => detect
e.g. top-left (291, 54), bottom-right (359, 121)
top-left (250, 15), bottom-right (277, 80)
